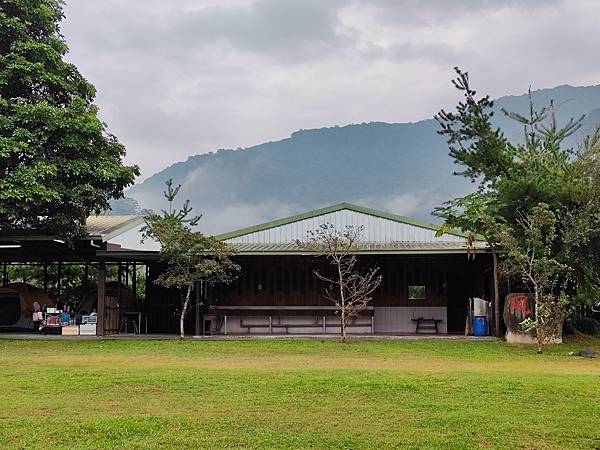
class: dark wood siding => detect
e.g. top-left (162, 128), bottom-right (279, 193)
top-left (212, 254), bottom-right (491, 311)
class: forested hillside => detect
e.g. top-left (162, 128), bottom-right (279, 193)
top-left (123, 84), bottom-right (600, 234)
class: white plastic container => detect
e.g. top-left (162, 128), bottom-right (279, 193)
top-left (79, 324), bottom-right (96, 335)
top-left (473, 297), bottom-right (490, 316)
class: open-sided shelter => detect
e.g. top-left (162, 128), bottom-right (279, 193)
top-left (0, 216), bottom-right (151, 334)
top-left (208, 203), bottom-right (493, 335)
top-left (210, 203), bottom-right (492, 334)
top-left (1, 203), bottom-right (495, 336)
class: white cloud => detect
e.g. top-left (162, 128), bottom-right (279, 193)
top-left (60, 0), bottom-right (600, 180)
top-left (194, 201), bottom-right (301, 235)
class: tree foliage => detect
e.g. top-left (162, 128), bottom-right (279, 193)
top-left (297, 223), bottom-right (382, 342)
top-left (0, 0), bottom-right (139, 238)
top-left (562, 127), bottom-right (600, 303)
top-left (436, 69), bottom-right (515, 187)
top-left (435, 68), bottom-right (600, 349)
top-left (498, 204), bottom-right (573, 353)
top-left (143, 179), bottom-right (239, 338)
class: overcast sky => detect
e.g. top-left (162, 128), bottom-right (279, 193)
top-left (61, 0), bottom-right (600, 180)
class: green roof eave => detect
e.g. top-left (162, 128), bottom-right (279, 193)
top-left (232, 248), bottom-right (492, 256)
top-left (215, 202), bottom-right (470, 241)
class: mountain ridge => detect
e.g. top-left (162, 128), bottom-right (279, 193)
top-left (124, 84), bottom-right (600, 235)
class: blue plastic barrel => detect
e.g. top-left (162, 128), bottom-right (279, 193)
top-left (473, 316), bottom-right (488, 336)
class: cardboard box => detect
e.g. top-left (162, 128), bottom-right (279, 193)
top-left (62, 325), bottom-right (79, 336)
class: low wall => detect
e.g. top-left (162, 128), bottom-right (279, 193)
top-left (214, 307), bottom-right (448, 334)
top-left (373, 306), bottom-right (447, 334)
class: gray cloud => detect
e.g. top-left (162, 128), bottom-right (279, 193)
top-left (358, 0), bottom-right (567, 26)
top-left (174, 0), bottom-right (352, 61)
top-left (60, 0), bottom-right (600, 179)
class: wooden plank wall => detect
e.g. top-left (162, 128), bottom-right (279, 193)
top-left (212, 254), bottom-right (490, 310)
top-left (145, 262), bottom-right (181, 332)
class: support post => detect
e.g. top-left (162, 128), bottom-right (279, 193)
top-left (97, 263), bottom-right (106, 337)
top-left (371, 316), bottom-right (374, 335)
top-left (224, 315), bottom-right (228, 335)
top-left (57, 262), bottom-right (62, 304)
top-left (323, 316), bottom-right (326, 334)
top-left (117, 262), bottom-right (122, 307)
top-left (195, 281), bottom-right (201, 336)
top-left (82, 263), bottom-right (89, 305)
top-left (269, 315), bottom-right (272, 334)
top-left (492, 249), bottom-right (501, 338)
top-left (132, 263), bottom-right (137, 303)
top-left (145, 264), bottom-right (150, 304)
top-left (43, 263), bottom-right (48, 293)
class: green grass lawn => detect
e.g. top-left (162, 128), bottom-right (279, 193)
top-left (0, 338), bottom-right (599, 449)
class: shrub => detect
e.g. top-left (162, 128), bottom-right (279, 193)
top-left (575, 316), bottom-right (600, 336)
top-left (562, 318), bottom-right (577, 335)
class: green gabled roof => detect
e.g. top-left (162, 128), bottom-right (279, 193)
top-left (215, 202), bottom-right (468, 241)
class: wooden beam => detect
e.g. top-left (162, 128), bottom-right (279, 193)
top-left (117, 262), bottom-right (122, 307)
top-left (57, 262), bottom-right (62, 305)
top-left (132, 263), bottom-right (137, 303)
top-left (211, 305), bottom-right (374, 311)
top-left (43, 263), bottom-right (48, 293)
top-left (493, 250), bottom-right (501, 337)
top-left (195, 280), bottom-right (201, 336)
top-left (82, 263), bottom-right (89, 305)
top-left (96, 263), bottom-right (106, 337)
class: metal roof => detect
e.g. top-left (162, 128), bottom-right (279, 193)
top-left (229, 241), bottom-right (487, 255)
top-left (0, 216), bottom-right (147, 263)
top-left (86, 215), bottom-right (144, 241)
top-left (0, 216), bottom-right (144, 242)
top-left (216, 203), bottom-right (468, 241)
top-left (215, 202), bottom-right (485, 255)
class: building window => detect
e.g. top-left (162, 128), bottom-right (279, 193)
top-left (408, 285), bottom-right (426, 300)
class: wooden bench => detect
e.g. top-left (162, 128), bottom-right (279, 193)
top-left (411, 317), bottom-right (443, 334)
top-left (210, 305), bottom-right (374, 334)
top-left (238, 317), bottom-right (371, 334)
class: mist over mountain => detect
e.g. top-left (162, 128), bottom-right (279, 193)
top-left (123, 84), bottom-right (600, 235)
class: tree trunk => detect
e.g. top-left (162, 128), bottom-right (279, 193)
top-left (341, 309), bottom-right (346, 343)
top-left (180, 284), bottom-right (192, 340)
top-left (492, 248), bottom-right (501, 337)
top-left (338, 264), bottom-right (346, 343)
top-left (534, 289), bottom-right (543, 354)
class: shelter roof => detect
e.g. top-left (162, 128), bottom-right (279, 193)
top-left (86, 215), bottom-right (144, 241)
top-left (216, 202), bottom-right (484, 255)
top-left (216, 202), bottom-right (468, 241)
top-left (0, 215), bottom-right (146, 263)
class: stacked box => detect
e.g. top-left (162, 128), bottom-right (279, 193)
top-left (62, 325), bottom-right (79, 336)
top-left (79, 324), bottom-right (97, 335)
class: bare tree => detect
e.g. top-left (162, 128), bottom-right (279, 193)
top-left (297, 223), bottom-right (382, 342)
